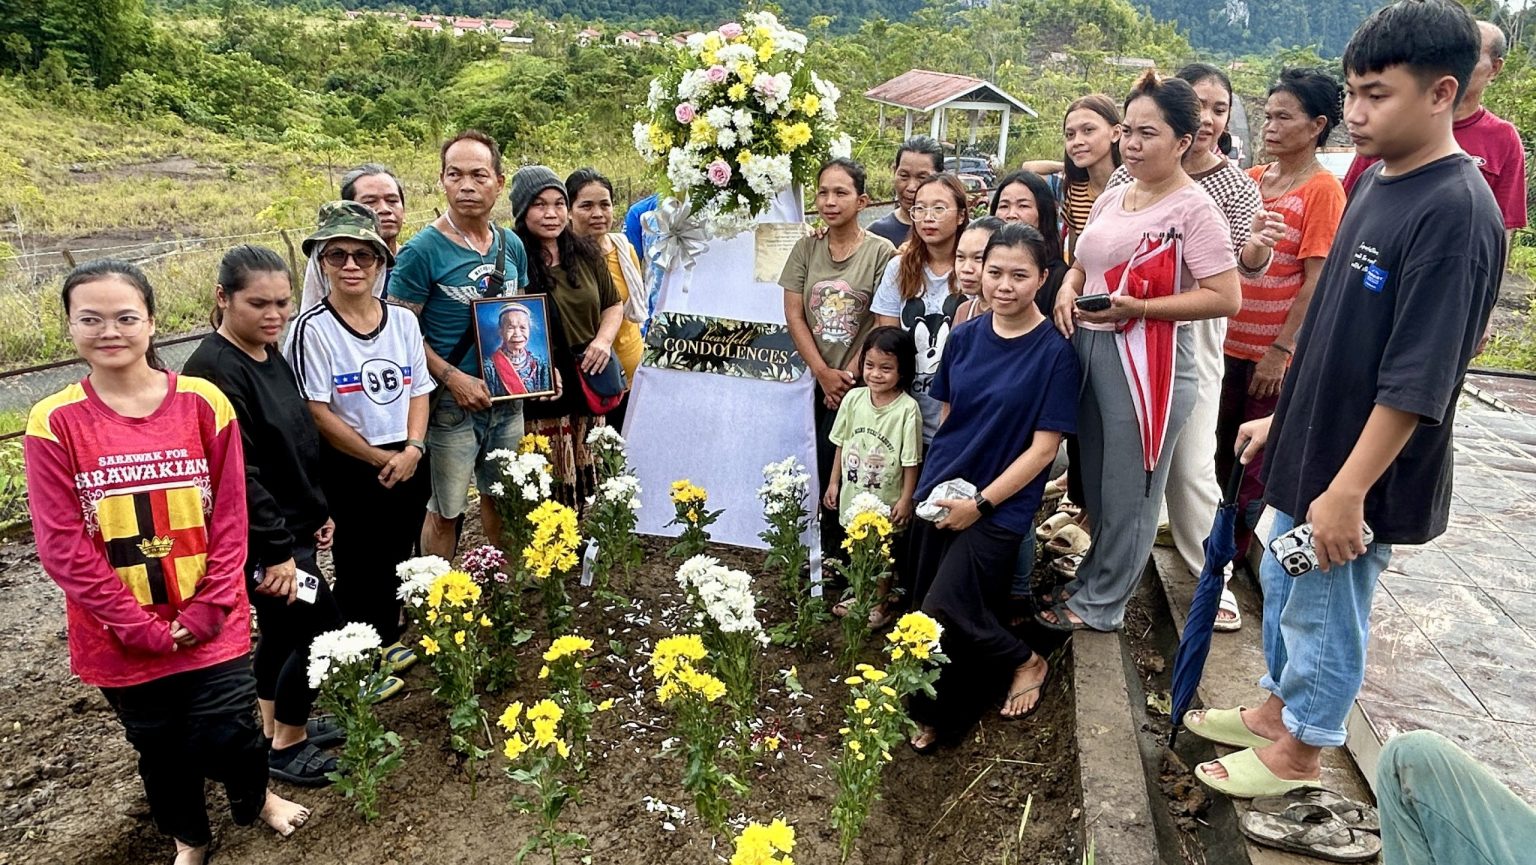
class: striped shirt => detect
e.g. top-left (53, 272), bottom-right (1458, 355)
top-left (1225, 167), bottom-right (1346, 362)
top-left (286, 298), bottom-right (435, 445)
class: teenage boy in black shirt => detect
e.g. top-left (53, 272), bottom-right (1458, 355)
top-left (1186, 0), bottom-right (1506, 799)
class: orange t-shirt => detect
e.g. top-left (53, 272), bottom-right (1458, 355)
top-left (1225, 167), bottom-right (1346, 362)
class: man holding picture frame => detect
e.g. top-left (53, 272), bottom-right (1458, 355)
top-left (388, 130), bottom-right (536, 560)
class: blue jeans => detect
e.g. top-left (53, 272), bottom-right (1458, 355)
top-left (1258, 510), bottom-right (1392, 748)
top-left (425, 388), bottom-right (524, 520)
top-left (1378, 730), bottom-right (1536, 865)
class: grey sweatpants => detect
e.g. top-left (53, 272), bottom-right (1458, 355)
top-left (1066, 325), bottom-right (1197, 630)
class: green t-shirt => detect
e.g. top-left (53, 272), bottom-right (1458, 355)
top-left (828, 387), bottom-right (923, 526)
top-left (779, 233), bottom-right (895, 371)
top-left (548, 261), bottom-right (621, 349)
top-left (388, 224), bottom-right (530, 374)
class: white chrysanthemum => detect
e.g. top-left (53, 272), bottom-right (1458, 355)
top-left (715, 127), bottom-right (738, 150)
top-left (667, 148), bottom-right (705, 191)
top-left (829, 133), bottom-right (852, 159)
top-left (715, 43), bottom-right (755, 65)
top-left (686, 32), bottom-right (707, 50)
top-left (396, 555), bottom-right (452, 603)
top-left (587, 425), bottom-right (627, 450)
top-left (597, 475), bottom-right (642, 511)
top-left (705, 106), bottom-right (734, 129)
top-left (308, 622), bottom-right (383, 689)
top-left (676, 69), bottom-right (709, 102)
top-left (647, 79), bottom-right (668, 111)
top-left (742, 152), bottom-right (793, 198)
top-left (849, 492), bottom-right (892, 520)
top-left (634, 121), bottom-right (658, 161)
top-left (677, 556), bottom-right (763, 635)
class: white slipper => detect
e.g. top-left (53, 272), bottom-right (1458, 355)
top-left (1215, 587), bottom-right (1242, 632)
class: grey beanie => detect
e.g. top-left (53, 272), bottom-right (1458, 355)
top-left (508, 165), bottom-right (566, 226)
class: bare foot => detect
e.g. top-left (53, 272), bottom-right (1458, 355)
top-left (259, 791), bottom-right (312, 838)
top-left (909, 724), bottom-right (939, 752)
top-left (173, 840), bottom-right (209, 865)
top-left (1001, 655), bottom-right (1049, 718)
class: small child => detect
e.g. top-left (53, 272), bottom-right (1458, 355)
top-left (824, 326), bottom-right (923, 625)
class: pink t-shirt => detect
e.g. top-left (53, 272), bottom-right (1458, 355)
top-left (1074, 183), bottom-right (1239, 332)
top-left (1342, 107), bottom-right (1527, 230)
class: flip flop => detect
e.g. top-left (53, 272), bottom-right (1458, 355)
top-left (1049, 554), bottom-right (1082, 581)
top-left (1036, 512), bottom-right (1076, 541)
top-left (1252, 788), bottom-right (1380, 834)
top-left (1045, 524), bottom-right (1091, 557)
top-left (1239, 806), bottom-right (1381, 862)
top-left (1195, 748), bottom-right (1320, 799)
top-left (1182, 706), bottom-right (1275, 750)
top-left (1002, 661), bottom-right (1050, 720)
top-left (367, 674), bottom-right (405, 703)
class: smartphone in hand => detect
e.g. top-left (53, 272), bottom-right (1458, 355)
top-left (1074, 294), bottom-right (1113, 313)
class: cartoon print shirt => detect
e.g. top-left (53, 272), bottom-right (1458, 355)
top-left (872, 257), bottom-right (961, 442)
top-left (779, 233), bottom-right (895, 372)
top-left (828, 387), bottom-right (923, 527)
top-left (388, 225), bottom-right (530, 375)
top-left (24, 373), bottom-right (251, 688)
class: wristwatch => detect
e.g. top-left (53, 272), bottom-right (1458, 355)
top-left (971, 491), bottom-right (995, 517)
top-left (406, 438), bottom-right (428, 455)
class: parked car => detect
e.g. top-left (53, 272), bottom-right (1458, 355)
top-left (944, 156), bottom-right (996, 187)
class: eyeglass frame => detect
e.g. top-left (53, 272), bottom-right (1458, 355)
top-left (908, 205), bottom-right (955, 222)
top-left (68, 313), bottom-right (149, 336)
top-left (319, 248), bottom-right (385, 270)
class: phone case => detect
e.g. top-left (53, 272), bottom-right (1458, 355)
top-left (1267, 522), bottom-right (1376, 577)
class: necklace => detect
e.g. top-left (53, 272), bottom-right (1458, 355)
top-left (1261, 158), bottom-right (1319, 201)
top-left (444, 211), bottom-right (494, 263)
top-left (1125, 177), bottom-right (1181, 212)
top-left (827, 227), bottom-right (865, 263)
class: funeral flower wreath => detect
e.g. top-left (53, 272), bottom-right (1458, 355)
top-left (634, 11), bottom-right (850, 238)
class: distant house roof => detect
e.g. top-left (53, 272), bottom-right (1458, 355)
top-left (579, 27), bottom-right (602, 36)
top-left (490, 19), bottom-right (518, 30)
top-left (864, 70), bottom-right (1036, 117)
top-left (408, 19), bottom-right (441, 30)
top-left (454, 17), bottom-right (485, 29)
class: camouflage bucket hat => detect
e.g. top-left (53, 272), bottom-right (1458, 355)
top-left (302, 200), bottom-right (395, 266)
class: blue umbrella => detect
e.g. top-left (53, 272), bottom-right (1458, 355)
top-left (1168, 449), bottom-right (1248, 748)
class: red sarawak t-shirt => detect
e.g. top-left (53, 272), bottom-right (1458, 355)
top-left (1342, 107), bottom-right (1528, 230)
top-left (24, 372), bottom-right (250, 688)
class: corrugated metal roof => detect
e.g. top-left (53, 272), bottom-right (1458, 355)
top-left (864, 69), bottom-right (1036, 116)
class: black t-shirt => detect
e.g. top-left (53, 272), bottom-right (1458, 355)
top-left (184, 332), bottom-right (329, 566)
top-left (868, 212), bottom-right (910, 248)
top-left (1262, 155), bottom-right (1505, 545)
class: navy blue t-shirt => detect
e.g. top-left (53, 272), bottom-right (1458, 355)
top-left (918, 314), bottom-right (1081, 534)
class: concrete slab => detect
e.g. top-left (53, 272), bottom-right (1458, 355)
top-left (1071, 628), bottom-right (1160, 865)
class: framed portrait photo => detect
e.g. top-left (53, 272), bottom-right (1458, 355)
top-left (472, 294), bottom-right (558, 401)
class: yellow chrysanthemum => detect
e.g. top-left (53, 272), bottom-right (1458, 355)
top-left (690, 117), bottom-right (716, 146)
top-left (554, 738), bottom-right (570, 759)
top-left (756, 38), bottom-right (774, 62)
top-left (843, 511), bottom-right (894, 545)
top-left (479, 615), bottom-right (492, 628)
top-left (597, 698), bottom-right (615, 712)
top-left (426, 570), bottom-right (481, 610)
top-left (800, 94), bottom-right (821, 116)
top-left (527, 698), bottom-right (563, 723)
top-left (727, 82), bottom-right (748, 102)
top-left (419, 635), bottom-right (440, 656)
top-left (544, 634), bottom-right (595, 663)
top-left (731, 817), bottom-right (796, 865)
top-left (518, 433), bottom-right (551, 456)
top-left (523, 500), bottom-right (581, 579)
top-left (538, 665), bottom-right (550, 679)
top-left (669, 479), bottom-right (708, 505)
top-left (647, 123), bottom-right (673, 153)
top-left (503, 734), bottom-right (529, 761)
top-left (863, 668), bottom-right (887, 682)
top-left (463, 611), bottom-right (474, 622)
top-left (853, 697), bottom-right (871, 713)
top-left (737, 149), bottom-right (754, 165)
top-left (453, 630), bottom-right (466, 646)
top-left (498, 701), bottom-right (524, 732)
top-left (773, 121), bottom-right (812, 151)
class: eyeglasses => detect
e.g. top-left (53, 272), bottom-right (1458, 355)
top-left (909, 205), bottom-right (953, 221)
top-left (69, 314), bottom-right (147, 336)
top-left (321, 248), bottom-right (384, 270)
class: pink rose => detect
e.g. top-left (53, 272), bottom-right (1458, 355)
top-left (719, 22), bottom-right (743, 39)
top-left (675, 103), bottom-right (697, 124)
top-left (706, 159), bottom-right (732, 187)
top-left (706, 65), bottom-right (728, 84)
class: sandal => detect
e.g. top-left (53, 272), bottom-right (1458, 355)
top-left (1049, 554), bottom-right (1082, 581)
top-left (305, 715), bottom-right (346, 749)
top-left (1044, 524), bottom-right (1091, 557)
top-left (1001, 660), bottom-right (1050, 720)
top-left (1252, 788), bottom-right (1380, 834)
top-left (1215, 587), bottom-right (1242, 633)
top-left (868, 604), bottom-right (895, 630)
top-left (1043, 475), bottom-right (1068, 502)
top-left (382, 641), bottom-right (418, 674)
top-left (1182, 706), bottom-right (1275, 750)
top-left (1036, 512), bottom-right (1075, 541)
top-left (1195, 748), bottom-right (1320, 799)
top-left (368, 674), bottom-right (405, 702)
top-left (1034, 601), bottom-right (1096, 633)
top-left (831, 599), bottom-right (852, 618)
top-left (268, 740), bottom-right (338, 787)
top-left (1239, 805), bottom-right (1381, 862)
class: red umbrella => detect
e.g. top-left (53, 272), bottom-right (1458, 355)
top-left (1104, 229), bottom-right (1182, 495)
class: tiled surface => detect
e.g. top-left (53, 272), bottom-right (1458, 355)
top-left (1358, 375), bottom-right (1536, 807)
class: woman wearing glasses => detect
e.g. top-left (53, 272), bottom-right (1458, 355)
top-left (26, 260), bottom-right (311, 864)
top-left (287, 202), bottom-right (434, 677)
top-left (872, 173), bottom-right (970, 446)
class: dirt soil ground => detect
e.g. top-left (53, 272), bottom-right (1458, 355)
top-left (0, 527), bottom-right (1084, 865)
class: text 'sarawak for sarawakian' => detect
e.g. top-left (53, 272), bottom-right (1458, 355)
top-left (75, 448), bottom-right (208, 490)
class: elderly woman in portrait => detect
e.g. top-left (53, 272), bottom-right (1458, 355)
top-left (484, 303), bottom-right (550, 397)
